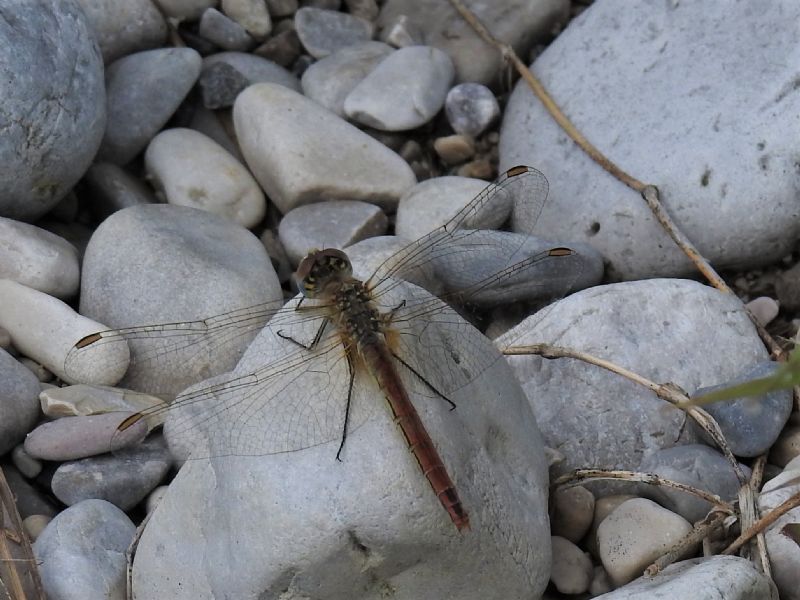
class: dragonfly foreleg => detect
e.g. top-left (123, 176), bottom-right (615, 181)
top-left (391, 351), bottom-right (457, 410)
top-left (277, 318), bottom-right (330, 351)
top-left (335, 352), bottom-right (356, 462)
top-left (382, 299), bottom-right (407, 325)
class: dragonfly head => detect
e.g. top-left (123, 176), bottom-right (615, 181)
top-left (295, 248), bottom-right (353, 298)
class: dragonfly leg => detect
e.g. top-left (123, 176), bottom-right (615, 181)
top-left (391, 351), bottom-right (457, 410)
top-left (335, 353), bottom-right (356, 462)
top-left (382, 300), bottom-right (407, 325)
top-left (277, 318), bottom-right (330, 351)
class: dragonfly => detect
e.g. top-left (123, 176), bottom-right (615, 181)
top-left (65, 166), bottom-right (582, 531)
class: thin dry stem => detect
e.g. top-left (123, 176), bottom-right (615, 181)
top-left (645, 511), bottom-right (728, 576)
top-left (723, 491), bottom-right (800, 556)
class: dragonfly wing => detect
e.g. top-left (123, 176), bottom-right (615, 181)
top-left (159, 302), bottom-right (378, 459)
top-left (366, 166), bottom-right (550, 302)
top-left (64, 300), bottom-right (286, 399)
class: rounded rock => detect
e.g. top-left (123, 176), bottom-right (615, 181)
top-left (222, 0), bottom-right (273, 39)
top-left (75, 0), bottom-right (168, 63)
top-left (12, 444), bottom-right (43, 479)
top-left (0, 0), bottom-right (106, 221)
top-left (81, 162), bottom-right (157, 222)
top-left (550, 536), bottom-right (593, 595)
top-left (98, 48), bottom-right (202, 165)
top-left (145, 128), bottom-right (266, 228)
top-left (294, 7), bottom-right (374, 59)
top-left (597, 498), bottom-right (693, 587)
top-left (746, 296), bottom-right (779, 326)
top-left (693, 361), bottom-right (792, 457)
top-left (152, 0), bottom-right (216, 20)
top-left (0, 349), bottom-right (41, 456)
top-left (433, 134), bottom-right (476, 165)
top-left (78, 204), bottom-right (281, 398)
top-left (4, 465), bottom-right (59, 519)
top-left (445, 83), bottom-right (500, 137)
top-left (200, 51), bottom-right (300, 109)
top-left (33, 499), bottom-right (136, 600)
top-left (551, 485), bottom-right (595, 543)
top-left (0, 217), bottom-right (80, 299)
top-left (770, 423), bottom-right (800, 467)
top-left (24, 413), bottom-right (148, 461)
top-left (344, 45), bottom-right (455, 131)
top-left (198, 8), bottom-right (255, 51)
top-left (233, 83), bottom-right (416, 213)
top-left (639, 444), bottom-right (749, 523)
top-left (278, 200), bottom-right (388, 265)
top-left (52, 436), bottom-right (172, 511)
top-left (22, 514), bottom-right (51, 543)
top-left (300, 41), bottom-right (393, 117)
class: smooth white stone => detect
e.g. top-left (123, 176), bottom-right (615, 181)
top-left (0, 280), bottom-right (129, 386)
top-left (233, 83), bottom-right (416, 213)
top-left (145, 128), bottom-right (266, 228)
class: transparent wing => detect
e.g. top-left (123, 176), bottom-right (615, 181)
top-left (366, 166), bottom-right (563, 305)
top-left (127, 310), bottom-right (379, 459)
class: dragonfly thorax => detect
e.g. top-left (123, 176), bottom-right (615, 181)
top-left (295, 248), bottom-right (353, 299)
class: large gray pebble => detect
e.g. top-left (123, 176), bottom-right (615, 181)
top-left (4, 464), bottom-right (59, 519)
top-left (81, 163), bottom-right (157, 222)
top-left (278, 200), bottom-right (388, 265)
top-left (34, 499), bottom-right (135, 600)
top-left (377, 0), bottom-right (569, 84)
top-left (233, 83), bottom-right (416, 213)
top-left (596, 556), bottom-right (778, 599)
top-left (300, 41), bottom-right (393, 116)
top-left (199, 51), bottom-right (300, 109)
top-left (498, 279), bottom-right (767, 486)
top-left (222, 0), bottom-right (273, 39)
top-left (294, 7), bottom-right (374, 58)
top-left (501, 1), bottom-right (800, 279)
top-left (24, 413), bottom-right (148, 461)
top-left (78, 204), bottom-right (281, 398)
top-left (639, 444), bottom-right (749, 523)
top-left (0, 217), bottom-right (80, 299)
top-left (75, 0), bottom-right (168, 63)
top-left (0, 0), bottom-right (105, 222)
top-left (52, 435), bottom-right (171, 510)
top-left (692, 361), bottom-right (793, 457)
top-left (0, 349), bottom-right (41, 455)
top-left (344, 46), bottom-right (454, 131)
top-left (135, 284), bottom-right (551, 598)
top-left (98, 48), bottom-right (202, 165)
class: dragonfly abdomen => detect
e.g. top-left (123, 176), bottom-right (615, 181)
top-left (359, 341), bottom-right (470, 531)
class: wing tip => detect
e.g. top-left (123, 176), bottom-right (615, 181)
top-left (75, 332), bottom-right (103, 349)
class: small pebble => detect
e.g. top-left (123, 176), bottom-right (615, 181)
top-left (76, 0), bottom-right (168, 63)
top-left (344, 46), bottom-right (455, 131)
top-left (199, 7), bottom-right (256, 51)
top-left (52, 435), bottom-right (172, 511)
top-left (200, 51), bottom-right (301, 108)
top-left (188, 105), bottom-right (245, 161)
top-left (278, 200), bottom-right (388, 265)
top-left (222, 0), bottom-right (273, 39)
top-left (745, 296), bottom-right (780, 326)
top-left (301, 41), bottom-right (393, 117)
top-left (456, 159), bottom-right (494, 179)
top-left (551, 485), bottom-right (595, 543)
top-left (82, 163), bottom-right (156, 222)
top-left (267, 0), bottom-right (299, 17)
top-left (550, 536), bottom-right (593, 595)
top-left (152, 0), bottom-right (216, 20)
top-left (445, 82), bottom-right (500, 137)
top-left (12, 444), bottom-right (43, 479)
top-left (378, 13), bottom-right (423, 47)
top-left (260, 229), bottom-right (294, 283)
top-left (4, 465), bottom-right (58, 519)
top-left (344, 0), bottom-right (378, 21)
top-left (585, 494), bottom-right (637, 558)
top-left (775, 262), bottom-right (800, 312)
top-left (294, 7), bottom-right (374, 58)
top-left (0, 217), bottom-right (80, 299)
top-left (693, 361), bottom-right (792, 457)
top-left (433, 134), bottom-right (476, 165)
top-left (589, 565), bottom-right (612, 596)
top-left (24, 413), bottom-right (148, 461)
top-left (33, 500), bottom-right (135, 600)
top-left (254, 28), bottom-right (303, 67)
top-left (99, 48), bottom-right (202, 165)
top-left (0, 349), bottom-right (41, 455)
top-left (23, 514), bottom-right (51, 543)
top-left (145, 128), bottom-right (266, 228)
top-left (597, 498), bottom-right (694, 586)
